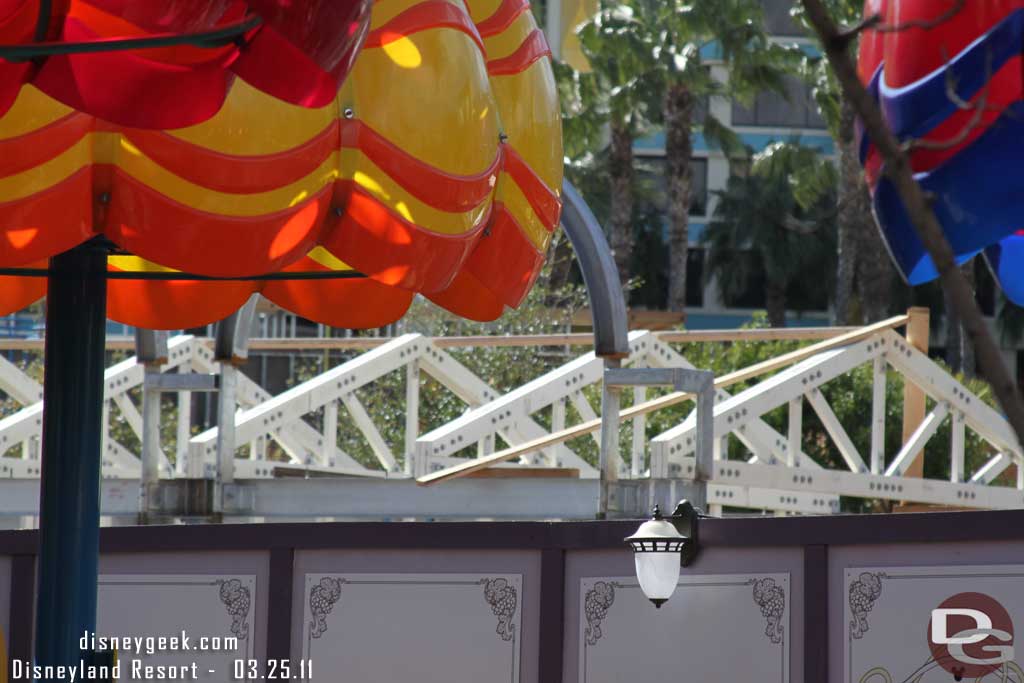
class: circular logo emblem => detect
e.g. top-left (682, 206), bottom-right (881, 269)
top-left (928, 592), bottom-right (1014, 680)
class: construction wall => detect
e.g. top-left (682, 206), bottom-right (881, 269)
top-left (1, 511), bottom-right (1023, 682)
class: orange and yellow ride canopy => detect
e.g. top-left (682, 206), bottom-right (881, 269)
top-left (0, 0), bottom-right (563, 329)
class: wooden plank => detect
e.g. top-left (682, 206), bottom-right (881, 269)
top-left (891, 503), bottom-right (975, 513)
top-left (462, 467), bottom-right (580, 479)
top-left (418, 315), bottom-right (909, 485)
top-left (573, 307), bottom-right (685, 330)
top-left (901, 307), bottom-right (930, 477)
top-left (656, 326), bottom-right (859, 343)
top-left (0, 325), bottom-right (867, 352)
top-left (569, 390), bottom-right (601, 448)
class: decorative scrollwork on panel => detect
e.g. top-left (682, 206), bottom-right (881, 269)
top-left (858, 666), bottom-right (894, 683)
top-left (858, 659), bottom-right (1024, 683)
top-left (583, 581), bottom-right (616, 646)
top-left (481, 578), bottom-right (518, 642)
top-left (849, 572), bottom-right (885, 639)
top-left (752, 578), bottom-right (786, 644)
top-left (217, 579), bottom-right (251, 640)
top-left (309, 577), bottom-right (345, 639)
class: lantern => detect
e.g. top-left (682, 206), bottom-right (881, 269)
top-left (624, 501), bottom-right (702, 608)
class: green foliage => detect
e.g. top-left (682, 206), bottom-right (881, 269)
top-left (573, 0), bottom-right (798, 138)
top-left (560, 0), bottom-right (801, 310)
top-left (702, 141), bottom-right (838, 314)
top-left (554, 59), bottom-right (610, 164)
top-left (791, 0), bottom-right (863, 136)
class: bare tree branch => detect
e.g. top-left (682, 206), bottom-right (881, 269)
top-left (837, 0), bottom-right (965, 46)
top-left (800, 0), bottom-right (1024, 449)
top-left (905, 49), bottom-right (993, 153)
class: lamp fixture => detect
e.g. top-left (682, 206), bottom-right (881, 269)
top-left (624, 500), bottom-right (702, 608)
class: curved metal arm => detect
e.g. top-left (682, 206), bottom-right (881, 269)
top-left (560, 180), bottom-right (630, 359)
top-left (214, 294), bottom-right (259, 363)
top-left (2, 14), bottom-right (261, 62)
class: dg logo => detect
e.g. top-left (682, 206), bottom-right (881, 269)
top-left (929, 592), bottom-right (1015, 680)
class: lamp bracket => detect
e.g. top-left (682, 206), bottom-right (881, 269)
top-left (666, 499), bottom-right (701, 567)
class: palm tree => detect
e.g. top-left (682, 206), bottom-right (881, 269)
top-left (702, 142), bottom-right (837, 327)
top-left (799, 0), bottom-right (897, 324)
top-left (578, 0), bottom-right (793, 308)
top-left (574, 10), bottom-right (661, 285)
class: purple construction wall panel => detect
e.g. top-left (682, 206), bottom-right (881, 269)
top-left (0, 556), bottom-right (9, 665)
top-left (0, 510), bottom-right (1022, 682)
top-left (563, 546), bottom-right (804, 683)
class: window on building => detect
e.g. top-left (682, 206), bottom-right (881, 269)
top-left (631, 159), bottom-right (709, 310)
top-left (761, 0), bottom-right (804, 36)
top-left (731, 75), bottom-right (826, 129)
top-left (690, 158), bottom-right (709, 216)
top-left (686, 248), bottom-right (705, 307)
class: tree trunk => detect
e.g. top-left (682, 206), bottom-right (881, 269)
top-left (608, 118), bottom-right (635, 290)
top-left (945, 286), bottom-right (962, 373)
top-left (664, 82), bottom-right (694, 313)
top-left (945, 261), bottom-right (977, 377)
top-left (838, 93), bottom-right (896, 324)
top-left (835, 95), bottom-right (862, 324)
top-left (765, 282), bottom-right (788, 328)
top-left (856, 222), bottom-right (896, 322)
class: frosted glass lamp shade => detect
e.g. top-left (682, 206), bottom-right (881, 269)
top-left (634, 551), bottom-right (682, 607)
top-left (625, 518), bottom-right (686, 607)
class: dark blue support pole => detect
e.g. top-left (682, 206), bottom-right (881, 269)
top-left (34, 241), bottom-right (108, 675)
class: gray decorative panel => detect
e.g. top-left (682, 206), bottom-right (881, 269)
top-left (843, 564), bottom-right (1024, 683)
top-left (578, 573), bottom-right (790, 683)
top-left (301, 573), bottom-right (522, 683)
top-left (97, 574), bottom-right (257, 681)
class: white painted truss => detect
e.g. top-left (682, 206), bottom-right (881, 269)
top-left (648, 329), bottom-right (1024, 510)
top-left (0, 319), bottom-right (1021, 519)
